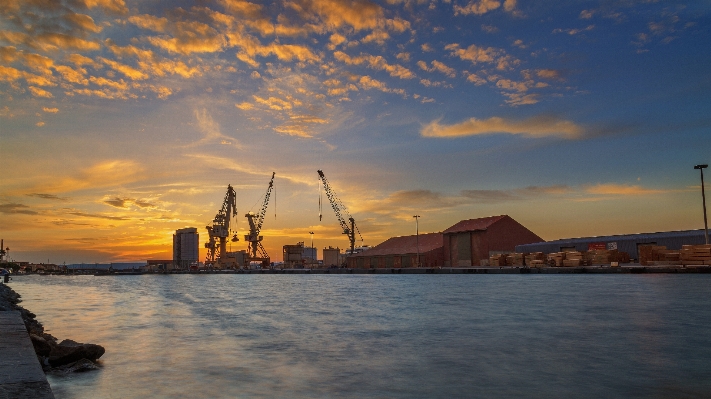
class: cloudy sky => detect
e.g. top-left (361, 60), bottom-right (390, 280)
top-left (1, 0), bottom-right (710, 264)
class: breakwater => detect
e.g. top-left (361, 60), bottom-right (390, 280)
top-left (0, 281), bottom-right (106, 396)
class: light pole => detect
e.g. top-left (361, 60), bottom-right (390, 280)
top-left (413, 215), bottom-right (420, 267)
top-left (309, 231), bottom-right (315, 268)
top-left (694, 164), bottom-right (709, 244)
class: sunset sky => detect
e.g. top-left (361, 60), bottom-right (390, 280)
top-left (1, 0), bottom-right (710, 264)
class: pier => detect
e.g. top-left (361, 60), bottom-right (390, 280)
top-left (0, 311), bottom-right (54, 399)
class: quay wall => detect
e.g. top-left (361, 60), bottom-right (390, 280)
top-left (0, 311), bottom-right (55, 399)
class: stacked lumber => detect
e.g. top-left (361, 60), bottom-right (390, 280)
top-left (525, 252), bottom-right (546, 267)
top-left (506, 253), bottom-right (524, 266)
top-left (680, 245), bottom-right (711, 265)
top-left (587, 250), bottom-right (631, 265)
top-left (547, 252), bottom-right (566, 267)
top-left (489, 253), bottom-right (507, 267)
top-left (639, 245), bottom-right (667, 265)
top-left (562, 251), bottom-right (584, 267)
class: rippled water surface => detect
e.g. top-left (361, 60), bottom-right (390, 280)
top-left (10, 274), bottom-right (711, 398)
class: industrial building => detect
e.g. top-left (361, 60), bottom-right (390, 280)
top-left (347, 232), bottom-right (444, 268)
top-left (173, 228), bottom-right (199, 269)
top-left (443, 215), bottom-right (543, 267)
top-left (348, 215), bottom-right (543, 268)
top-left (323, 247), bottom-right (347, 267)
top-left (515, 229), bottom-right (708, 261)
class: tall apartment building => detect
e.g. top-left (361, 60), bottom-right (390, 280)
top-left (173, 227), bottom-right (199, 269)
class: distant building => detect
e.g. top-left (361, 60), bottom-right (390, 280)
top-left (144, 260), bottom-right (173, 272)
top-left (302, 246), bottom-right (317, 262)
top-left (323, 246), bottom-right (347, 267)
top-left (173, 228), bottom-right (199, 269)
top-left (283, 242), bottom-right (304, 268)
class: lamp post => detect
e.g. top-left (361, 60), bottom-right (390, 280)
top-left (309, 231), bottom-right (315, 268)
top-left (413, 215), bottom-right (420, 267)
top-left (694, 164), bottom-right (709, 244)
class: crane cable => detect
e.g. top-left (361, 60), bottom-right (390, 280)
top-left (318, 176), bottom-right (322, 221)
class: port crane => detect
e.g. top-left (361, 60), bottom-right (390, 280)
top-left (205, 185), bottom-right (238, 266)
top-left (317, 170), bottom-right (362, 255)
top-left (245, 172), bottom-right (275, 266)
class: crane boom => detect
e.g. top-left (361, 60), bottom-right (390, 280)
top-left (317, 170), bottom-right (362, 255)
top-left (245, 172), bottom-right (275, 260)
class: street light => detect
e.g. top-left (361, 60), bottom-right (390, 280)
top-left (413, 215), bottom-right (420, 268)
top-left (694, 164), bottom-right (709, 244)
top-left (309, 231), bottom-right (315, 268)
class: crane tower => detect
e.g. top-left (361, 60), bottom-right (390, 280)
top-left (205, 185), bottom-right (238, 266)
top-left (317, 170), bottom-right (362, 255)
top-left (245, 172), bottom-right (275, 266)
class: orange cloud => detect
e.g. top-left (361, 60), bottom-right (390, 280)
top-left (89, 76), bottom-right (128, 90)
top-left (418, 60), bottom-right (456, 77)
top-left (421, 115), bottom-right (583, 139)
top-left (361, 30), bottom-right (390, 45)
top-left (66, 53), bottom-right (99, 67)
top-left (28, 86), bottom-right (53, 98)
top-left (253, 95), bottom-right (294, 110)
top-left (537, 69), bottom-right (562, 80)
top-left (64, 13), bottom-right (103, 33)
top-left (53, 65), bottom-right (89, 85)
top-left (298, 0), bottom-right (383, 31)
top-left (0, 65), bottom-right (23, 82)
top-left (454, 0), bottom-right (501, 16)
top-left (219, 0), bottom-right (264, 18)
top-left (585, 184), bottom-right (665, 196)
top-left (35, 33), bottom-right (101, 51)
top-left (80, 0), bottom-right (128, 14)
top-left (128, 14), bottom-right (169, 32)
top-left (446, 43), bottom-right (500, 64)
top-left (100, 58), bottom-right (149, 80)
top-left (334, 51), bottom-right (414, 79)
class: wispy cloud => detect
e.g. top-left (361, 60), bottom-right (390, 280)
top-left (26, 193), bottom-right (68, 201)
top-left (190, 108), bottom-right (243, 148)
top-left (103, 196), bottom-right (157, 209)
top-left (421, 115), bottom-right (583, 139)
top-left (0, 203), bottom-right (38, 215)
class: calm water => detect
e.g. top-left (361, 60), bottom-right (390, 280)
top-left (10, 274), bottom-right (711, 398)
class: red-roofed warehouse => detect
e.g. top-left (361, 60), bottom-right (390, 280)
top-left (347, 215), bottom-right (542, 268)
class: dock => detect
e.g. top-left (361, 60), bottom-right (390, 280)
top-left (0, 311), bottom-right (54, 399)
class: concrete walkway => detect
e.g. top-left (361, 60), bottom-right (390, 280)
top-left (0, 311), bottom-right (54, 399)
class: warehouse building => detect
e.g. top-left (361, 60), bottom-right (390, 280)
top-left (348, 215), bottom-right (543, 268)
top-left (443, 215), bottom-right (543, 267)
top-left (347, 232), bottom-right (444, 268)
top-left (515, 229), bottom-right (708, 261)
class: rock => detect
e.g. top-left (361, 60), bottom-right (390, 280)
top-left (58, 358), bottom-right (99, 373)
top-left (48, 340), bottom-right (105, 367)
top-left (30, 334), bottom-right (52, 357)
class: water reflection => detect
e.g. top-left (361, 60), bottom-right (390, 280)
top-left (11, 274), bottom-right (711, 398)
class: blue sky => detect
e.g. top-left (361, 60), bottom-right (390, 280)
top-left (1, 0), bottom-right (710, 263)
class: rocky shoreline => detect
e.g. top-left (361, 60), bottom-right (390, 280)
top-left (0, 282), bottom-right (105, 373)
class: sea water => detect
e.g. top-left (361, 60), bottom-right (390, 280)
top-left (10, 274), bottom-right (711, 398)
